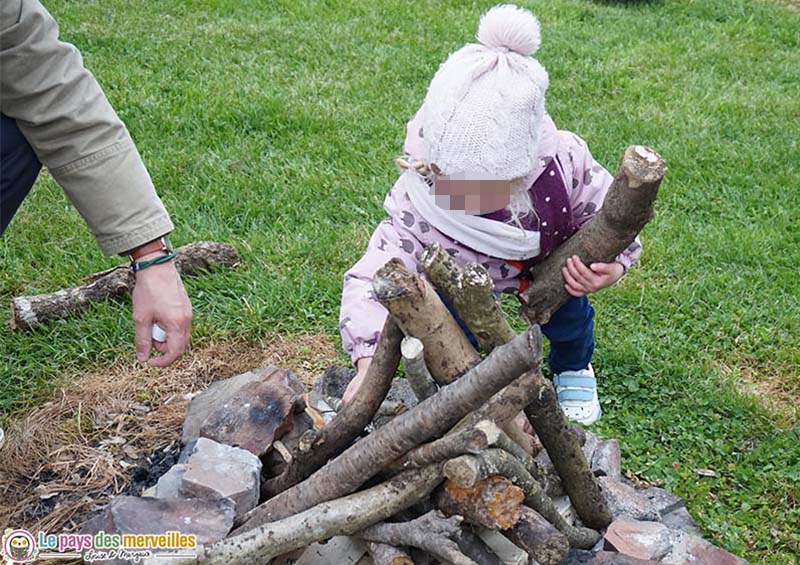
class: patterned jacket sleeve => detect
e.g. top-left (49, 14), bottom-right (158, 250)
top-left (562, 132), bottom-right (642, 271)
top-left (340, 219), bottom-right (422, 364)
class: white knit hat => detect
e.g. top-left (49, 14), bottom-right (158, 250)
top-left (419, 4), bottom-right (549, 180)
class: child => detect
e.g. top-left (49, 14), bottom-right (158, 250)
top-left (339, 4), bottom-right (641, 425)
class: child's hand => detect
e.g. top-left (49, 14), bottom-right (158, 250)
top-left (562, 255), bottom-right (624, 297)
top-left (342, 357), bottom-right (372, 405)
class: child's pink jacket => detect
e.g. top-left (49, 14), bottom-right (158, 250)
top-left (339, 113), bottom-right (642, 364)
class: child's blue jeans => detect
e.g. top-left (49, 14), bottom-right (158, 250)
top-left (442, 294), bottom-right (594, 375)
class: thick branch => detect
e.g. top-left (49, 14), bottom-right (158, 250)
top-left (520, 146), bottom-right (666, 324)
top-left (505, 506), bottom-right (569, 565)
top-left (235, 327), bottom-right (543, 532)
top-left (435, 476), bottom-right (524, 530)
top-left (524, 377), bottom-right (612, 530)
top-left (358, 511), bottom-right (477, 565)
top-left (401, 337), bottom-right (439, 401)
top-left (374, 258), bottom-right (479, 385)
top-left (9, 241), bottom-right (239, 330)
top-left (202, 465), bottom-right (442, 565)
top-left (264, 318), bottom-right (403, 497)
top-left (391, 420), bottom-right (501, 470)
top-left (367, 542), bottom-right (413, 565)
top-left (444, 449), bottom-right (600, 549)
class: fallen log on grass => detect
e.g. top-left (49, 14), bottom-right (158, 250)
top-left (8, 241), bottom-right (240, 330)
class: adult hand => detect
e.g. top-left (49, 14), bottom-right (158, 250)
top-left (342, 356), bottom-right (372, 405)
top-left (562, 255), bottom-right (624, 297)
top-left (131, 260), bottom-right (192, 367)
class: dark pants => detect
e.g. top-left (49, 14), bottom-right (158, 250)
top-left (1, 114), bottom-right (42, 234)
top-left (443, 293), bottom-right (594, 375)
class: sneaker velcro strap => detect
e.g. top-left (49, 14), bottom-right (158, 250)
top-left (557, 389), bottom-right (596, 402)
top-left (553, 375), bottom-right (596, 389)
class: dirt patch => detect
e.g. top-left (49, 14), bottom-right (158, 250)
top-left (717, 358), bottom-right (799, 426)
top-left (0, 333), bottom-right (341, 534)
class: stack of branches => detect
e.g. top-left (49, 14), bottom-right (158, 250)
top-left (198, 146), bottom-right (665, 564)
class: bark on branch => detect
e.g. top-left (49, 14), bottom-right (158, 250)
top-left (235, 326), bottom-right (543, 532)
top-left (8, 241), bottom-right (240, 330)
top-left (202, 465), bottom-right (443, 565)
top-left (264, 318), bottom-right (403, 497)
top-left (520, 145), bottom-right (666, 324)
top-left (374, 258), bottom-right (479, 384)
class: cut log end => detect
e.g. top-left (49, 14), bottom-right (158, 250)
top-left (624, 145), bottom-right (666, 185)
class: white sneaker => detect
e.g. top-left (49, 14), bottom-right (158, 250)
top-left (553, 364), bottom-right (602, 425)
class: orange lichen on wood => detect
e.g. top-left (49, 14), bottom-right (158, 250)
top-left (435, 476), bottom-right (524, 530)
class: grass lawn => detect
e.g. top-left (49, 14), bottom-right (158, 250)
top-left (1, 0), bottom-right (798, 561)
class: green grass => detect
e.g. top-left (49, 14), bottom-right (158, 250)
top-left (1, 0), bottom-right (798, 561)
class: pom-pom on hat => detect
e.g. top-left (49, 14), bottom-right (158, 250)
top-left (419, 4), bottom-right (549, 180)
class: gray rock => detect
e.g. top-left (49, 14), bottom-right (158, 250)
top-left (592, 439), bottom-right (622, 480)
top-left (638, 486), bottom-right (684, 515)
top-left (603, 516), bottom-right (673, 561)
top-left (582, 429), bottom-right (601, 463)
top-left (552, 495), bottom-right (579, 526)
top-left (312, 365), bottom-right (355, 399)
top-left (182, 366), bottom-right (305, 456)
top-left (151, 464), bottom-right (186, 499)
top-left (563, 549), bottom-right (659, 564)
top-left (295, 536), bottom-right (367, 565)
top-left (82, 495), bottom-right (235, 546)
top-left (180, 438), bottom-right (261, 519)
top-left (663, 529), bottom-right (748, 564)
top-left (599, 476), bottom-right (660, 521)
top-left (661, 506), bottom-right (703, 536)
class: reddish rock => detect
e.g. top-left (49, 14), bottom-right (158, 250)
top-left (182, 366), bottom-right (305, 456)
top-left (82, 495), bottom-right (235, 546)
top-left (603, 516), bottom-right (673, 561)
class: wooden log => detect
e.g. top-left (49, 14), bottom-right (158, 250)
top-left (8, 241), bottom-right (239, 330)
top-left (391, 420), bottom-right (501, 471)
top-left (367, 542), bottom-right (413, 565)
top-left (457, 528), bottom-right (502, 565)
top-left (419, 241), bottom-right (462, 307)
top-left (374, 258), bottom-right (479, 385)
top-left (401, 336), bottom-right (439, 401)
top-left (435, 476), bottom-right (524, 530)
top-left (234, 327), bottom-right (543, 533)
top-left (519, 145), bottom-right (666, 325)
top-left (444, 449), bottom-right (600, 549)
top-left (358, 511), bottom-right (478, 565)
top-left (201, 465), bottom-right (443, 565)
top-left (505, 506), bottom-right (569, 565)
top-left (524, 378), bottom-right (612, 530)
top-left (263, 318), bottom-right (403, 497)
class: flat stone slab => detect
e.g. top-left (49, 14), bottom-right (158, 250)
top-left (604, 516), bottom-right (673, 561)
top-left (82, 496), bottom-right (235, 546)
top-left (564, 549), bottom-right (660, 564)
top-left (599, 476), bottom-right (660, 521)
top-left (663, 530), bottom-right (748, 564)
top-left (295, 536), bottom-right (367, 565)
top-left (592, 439), bottom-right (622, 480)
top-left (182, 366), bottom-right (304, 456)
top-left (180, 437), bottom-right (261, 520)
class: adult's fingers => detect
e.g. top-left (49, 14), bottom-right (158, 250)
top-left (133, 312), bottom-right (154, 363)
top-left (149, 326), bottom-right (189, 368)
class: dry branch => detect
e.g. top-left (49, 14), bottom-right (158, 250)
top-left (444, 449), bottom-right (600, 549)
top-left (367, 542), bottom-right (413, 565)
top-left (235, 327), bottom-right (543, 532)
top-left (520, 145), bottom-right (666, 324)
top-left (374, 258), bottom-right (479, 384)
top-left (8, 241), bottom-right (239, 330)
top-left (401, 337), bottom-right (438, 401)
top-left (358, 511), bottom-right (477, 565)
top-left (524, 379), bottom-right (612, 530)
top-left (264, 318), bottom-right (403, 497)
top-left (202, 465), bottom-right (442, 564)
top-left (391, 420), bottom-right (501, 471)
top-left (435, 476), bottom-right (524, 530)
top-left (505, 506), bottom-right (569, 565)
